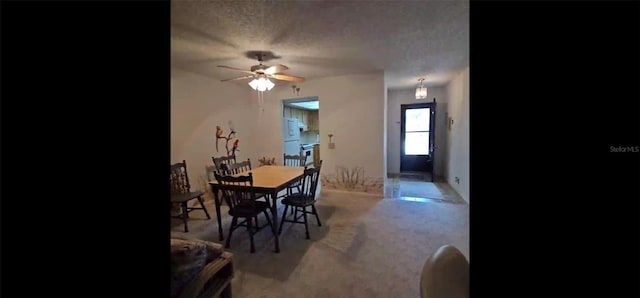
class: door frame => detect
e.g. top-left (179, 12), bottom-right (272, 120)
top-left (400, 102), bottom-right (436, 179)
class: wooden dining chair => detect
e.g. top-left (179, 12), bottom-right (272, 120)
top-left (226, 158), bottom-right (252, 175)
top-left (225, 158), bottom-right (269, 203)
top-left (171, 160), bottom-right (211, 232)
top-left (214, 172), bottom-right (275, 253)
top-left (212, 155), bottom-right (237, 175)
top-left (278, 160), bottom-right (323, 239)
top-left (283, 153), bottom-right (306, 167)
top-left (282, 154), bottom-right (307, 201)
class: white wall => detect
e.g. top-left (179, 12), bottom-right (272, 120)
top-left (386, 87), bottom-right (447, 177)
top-left (171, 69), bottom-right (257, 192)
top-left (251, 71), bottom-right (387, 194)
top-left (383, 77), bottom-right (388, 180)
top-left (445, 67), bottom-right (469, 203)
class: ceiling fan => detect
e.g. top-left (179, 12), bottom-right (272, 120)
top-left (217, 53), bottom-right (305, 91)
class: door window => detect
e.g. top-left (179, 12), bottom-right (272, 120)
top-left (404, 108), bottom-right (430, 155)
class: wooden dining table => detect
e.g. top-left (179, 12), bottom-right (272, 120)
top-left (208, 165), bottom-right (305, 253)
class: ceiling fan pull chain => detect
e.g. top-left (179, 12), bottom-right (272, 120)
top-left (258, 90), bottom-right (264, 107)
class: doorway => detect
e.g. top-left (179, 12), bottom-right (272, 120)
top-left (400, 103), bottom-right (435, 180)
top-left (282, 96), bottom-right (320, 167)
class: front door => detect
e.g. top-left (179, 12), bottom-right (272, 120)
top-left (400, 103), bottom-right (436, 176)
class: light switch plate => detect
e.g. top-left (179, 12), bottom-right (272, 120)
top-left (328, 143), bottom-right (335, 149)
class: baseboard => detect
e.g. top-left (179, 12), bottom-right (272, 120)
top-left (445, 183), bottom-right (468, 204)
top-left (320, 188), bottom-right (384, 198)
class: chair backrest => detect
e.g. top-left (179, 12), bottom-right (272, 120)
top-left (284, 153), bottom-right (306, 167)
top-left (299, 160), bottom-right (322, 200)
top-left (420, 245), bottom-right (469, 298)
top-left (170, 160), bottom-right (191, 195)
top-left (227, 158), bottom-right (252, 175)
top-left (212, 155), bottom-right (237, 174)
top-left (213, 172), bottom-right (257, 211)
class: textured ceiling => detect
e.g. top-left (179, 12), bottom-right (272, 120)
top-left (171, 0), bottom-right (469, 89)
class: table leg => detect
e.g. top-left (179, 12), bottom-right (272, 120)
top-left (270, 191), bottom-right (280, 253)
top-left (211, 185), bottom-right (224, 241)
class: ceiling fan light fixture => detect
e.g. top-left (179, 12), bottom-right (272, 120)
top-left (248, 79), bottom-right (259, 90)
top-left (265, 78), bottom-right (275, 90)
top-left (248, 77), bottom-right (275, 92)
top-left (415, 78), bottom-right (428, 100)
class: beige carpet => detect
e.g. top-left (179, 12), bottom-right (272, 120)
top-left (171, 190), bottom-right (469, 297)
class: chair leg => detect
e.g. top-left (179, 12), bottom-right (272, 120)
top-left (312, 204), bottom-right (322, 227)
top-left (303, 206), bottom-right (310, 239)
top-left (197, 196), bottom-right (211, 219)
top-left (181, 203), bottom-right (189, 232)
top-left (221, 284), bottom-right (232, 298)
top-left (279, 205), bottom-right (289, 235)
top-left (287, 188), bottom-right (294, 215)
top-left (247, 216), bottom-right (255, 253)
top-left (294, 207), bottom-right (299, 222)
top-left (226, 217), bottom-right (237, 249)
top-left (263, 210), bottom-right (275, 235)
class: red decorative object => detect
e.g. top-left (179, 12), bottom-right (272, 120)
top-left (215, 123), bottom-right (239, 158)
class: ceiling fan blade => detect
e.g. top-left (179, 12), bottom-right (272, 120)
top-left (217, 65), bottom-right (255, 74)
top-left (270, 74), bottom-right (305, 83)
top-left (263, 64), bottom-right (289, 75)
top-left (220, 75), bottom-right (254, 82)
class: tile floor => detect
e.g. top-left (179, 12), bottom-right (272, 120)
top-left (385, 174), bottom-right (466, 204)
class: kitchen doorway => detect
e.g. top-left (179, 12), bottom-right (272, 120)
top-left (282, 96), bottom-right (320, 167)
